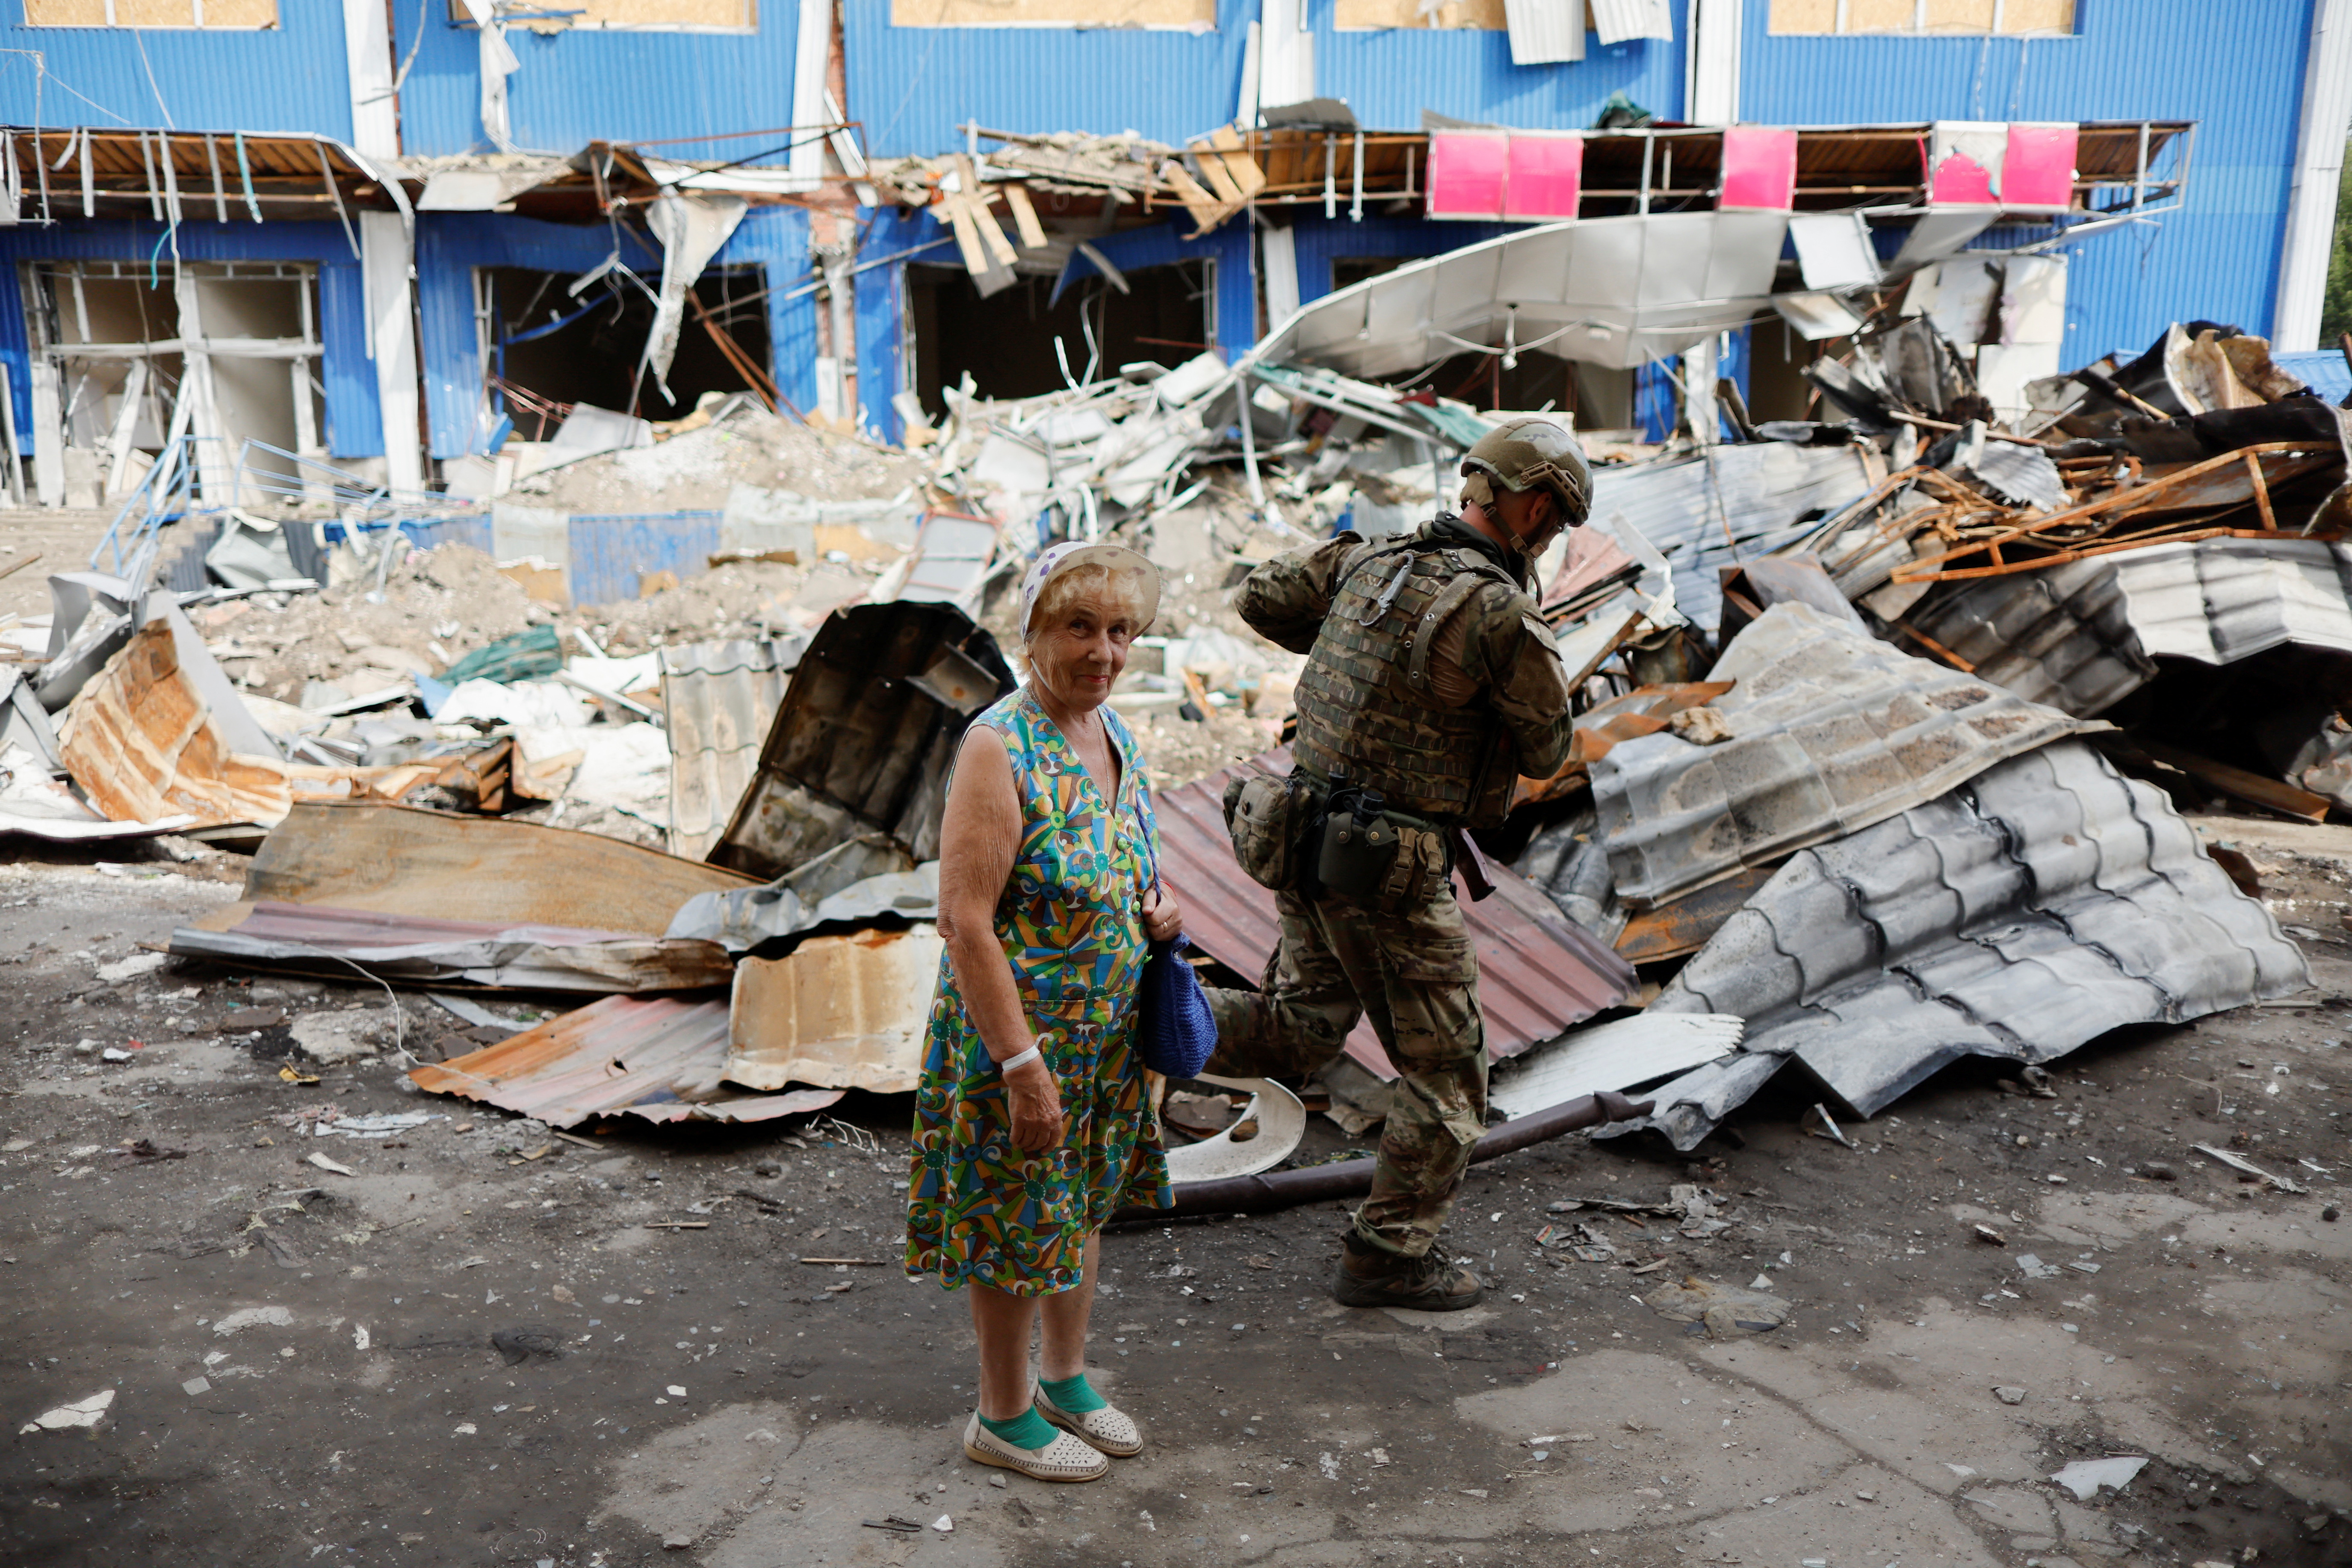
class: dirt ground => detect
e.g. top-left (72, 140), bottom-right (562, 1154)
top-left (0, 812), bottom-right (2345, 1568)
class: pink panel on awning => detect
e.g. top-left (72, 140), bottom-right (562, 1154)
top-left (1718, 125), bottom-right (1797, 211)
top-left (1427, 130), bottom-right (1509, 219)
top-left (2002, 122), bottom-right (2079, 209)
top-left (1502, 132), bottom-right (1583, 221)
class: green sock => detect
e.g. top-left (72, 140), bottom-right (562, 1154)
top-left (978, 1405), bottom-right (1058, 1450)
top-left (1039, 1372), bottom-right (1106, 1414)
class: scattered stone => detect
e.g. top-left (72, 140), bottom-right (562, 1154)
top-left (1994, 1386), bottom-right (2027, 1405)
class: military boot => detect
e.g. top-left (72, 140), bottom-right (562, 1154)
top-left (1330, 1230), bottom-right (1484, 1311)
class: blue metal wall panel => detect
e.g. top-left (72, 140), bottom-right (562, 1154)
top-left (845, 3), bottom-right (1681, 155)
top-left (0, 218), bottom-right (379, 457)
top-left (0, 4), bottom-right (353, 139)
top-left (1740, 0), bottom-right (2315, 359)
top-left (844, 2), bottom-right (1250, 157)
top-left (1313, 5), bottom-right (1685, 130)
top-left (854, 206), bottom-right (932, 446)
top-left (568, 510), bottom-right (723, 607)
top-left (416, 207), bottom-right (818, 459)
top-left (734, 205), bottom-right (819, 420)
top-left (390, 9), bottom-right (800, 159)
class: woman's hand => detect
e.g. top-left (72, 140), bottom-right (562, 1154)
top-left (1142, 884), bottom-right (1184, 943)
top-left (1005, 1055), bottom-right (1065, 1153)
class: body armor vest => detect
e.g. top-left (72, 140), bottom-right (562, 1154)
top-left (1291, 540), bottom-right (1523, 830)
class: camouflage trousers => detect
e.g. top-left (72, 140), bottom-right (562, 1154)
top-left (1203, 883), bottom-right (1485, 1260)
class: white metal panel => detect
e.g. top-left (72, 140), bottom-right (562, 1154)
top-left (1490, 1013), bottom-right (1743, 1119)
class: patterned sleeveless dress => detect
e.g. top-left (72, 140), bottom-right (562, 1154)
top-left (902, 687), bottom-right (1173, 1296)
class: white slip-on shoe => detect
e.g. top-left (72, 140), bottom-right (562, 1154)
top-left (961, 1411), bottom-right (1109, 1482)
top-left (1034, 1388), bottom-right (1143, 1458)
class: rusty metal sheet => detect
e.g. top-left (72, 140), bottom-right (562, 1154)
top-left (236, 802), bottom-right (756, 937)
top-left (725, 926), bottom-right (945, 1092)
top-left (410, 995), bottom-right (842, 1128)
top-left (710, 603), bottom-right (1016, 881)
top-left (1611, 865), bottom-right (1775, 965)
top-left (1155, 748), bottom-right (1637, 1082)
top-left (58, 619), bottom-right (292, 829)
top-left (169, 902), bottom-right (734, 993)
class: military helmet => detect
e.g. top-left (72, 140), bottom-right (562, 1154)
top-left (1458, 417), bottom-right (1592, 523)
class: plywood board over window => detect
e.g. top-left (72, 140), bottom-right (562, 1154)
top-left (1767, 0), bottom-right (2073, 32)
top-left (26, 0), bottom-right (279, 24)
top-left (1336, 0), bottom-right (1508, 26)
top-left (449, 0), bottom-right (755, 26)
top-left (891, 0), bottom-right (1215, 24)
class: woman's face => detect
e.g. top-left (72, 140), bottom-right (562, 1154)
top-left (1028, 594), bottom-right (1135, 713)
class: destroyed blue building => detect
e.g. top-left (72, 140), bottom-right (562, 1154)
top-left (0, 0), bottom-right (2342, 494)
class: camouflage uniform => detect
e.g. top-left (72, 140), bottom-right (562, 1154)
top-left (1205, 514), bottom-right (1577, 1259)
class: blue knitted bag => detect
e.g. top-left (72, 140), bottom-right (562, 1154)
top-left (1135, 851), bottom-right (1217, 1079)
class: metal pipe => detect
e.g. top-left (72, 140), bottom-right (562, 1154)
top-left (1111, 1090), bottom-right (1654, 1223)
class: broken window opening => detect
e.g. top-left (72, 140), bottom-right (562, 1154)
top-left (476, 263), bottom-right (771, 429)
top-left (23, 0), bottom-right (279, 27)
top-left (1765, 0), bottom-right (2074, 36)
top-left (904, 258), bottom-right (1212, 421)
top-left (1333, 0), bottom-right (1504, 28)
top-left (21, 259), bottom-right (324, 508)
top-left (889, 0), bottom-right (1214, 26)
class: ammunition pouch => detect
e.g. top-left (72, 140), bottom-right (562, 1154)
top-left (1310, 785), bottom-right (1454, 915)
top-left (1222, 768), bottom-right (1320, 892)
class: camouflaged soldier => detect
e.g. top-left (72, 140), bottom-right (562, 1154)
top-left (1206, 417), bottom-right (1589, 1311)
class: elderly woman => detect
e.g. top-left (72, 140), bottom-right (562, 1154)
top-left (903, 542), bottom-right (1185, 1483)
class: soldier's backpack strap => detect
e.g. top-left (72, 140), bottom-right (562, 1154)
top-left (1404, 553), bottom-right (1520, 692)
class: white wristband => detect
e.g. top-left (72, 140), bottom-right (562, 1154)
top-left (999, 1046), bottom-right (1042, 1073)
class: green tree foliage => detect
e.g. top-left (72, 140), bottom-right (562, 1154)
top-left (2320, 139), bottom-right (2352, 349)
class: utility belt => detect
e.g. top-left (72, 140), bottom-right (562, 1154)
top-left (1221, 765), bottom-right (1484, 912)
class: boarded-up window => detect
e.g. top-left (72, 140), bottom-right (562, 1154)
top-left (450, 0), bottom-right (756, 27)
top-left (891, 0), bottom-right (1215, 23)
top-left (1335, 0), bottom-right (1508, 26)
top-left (1767, 0), bottom-right (2073, 33)
top-left (25, 0), bottom-right (278, 24)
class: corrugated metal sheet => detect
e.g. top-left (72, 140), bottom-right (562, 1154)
top-left (1905, 537), bottom-right (2352, 721)
top-left (170, 900), bottom-right (734, 992)
top-left (57, 620), bottom-right (293, 829)
top-left (725, 926), bottom-right (944, 1092)
top-left (1902, 558), bottom-right (2151, 718)
top-left (842, 8), bottom-right (1249, 159)
top-left (1609, 740), bottom-right (2310, 1149)
top-left (2108, 537), bottom-right (2352, 664)
top-left (410, 995), bottom-right (842, 1128)
top-left (660, 636), bottom-right (804, 859)
top-left (0, 16), bottom-right (359, 144)
top-left (1738, 0), bottom-right (2307, 351)
top-left (233, 801), bottom-right (755, 937)
top-left (389, 9), bottom-right (803, 160)
top-left (1315, 11), bottom-right (1683, 133)
top-left (2276, 350), bottom-right (2352, 403)
top-left (568, 511), bottom-right (724, 608)
top-left (712, 602), bottom-right (1017, 881)
top-left (1154, 747), bottom-right (1636, 1081)
top-left (1592, 442), bottom-right (1878, 632)
top-left (1593, 601), bottom-right (2102, 907)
